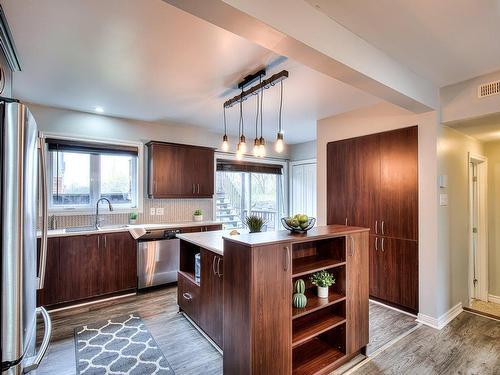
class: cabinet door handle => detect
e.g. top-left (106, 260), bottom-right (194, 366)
top-left (349, 236), bottom-right (355, 257)
top-left (375, 220), bottom-right (378, 234)
top-left (381, 237), bottom-right (385, 252)
top-left (375, 237), bottom-right (378, 251)
top-left (97, 235), bottom-right (100, 249)
top-left (217, 257), bottom-right (223, 278)
top-left (192, 184), bottom-right (195, 194)
top-left (104, 235), bottom-right (107, 249)
top-left (197, 184), bottom-right (200, 194)
top-left (381, 221), bottom-right (385, 235)
top-left (345, 217), bottom-right (348, 226)
top-left (212, 256), bottom-right (217, 275)
top-left (283, 246), bottom-right (291, 271)
top-left (183, 292), bottom-right (192, 301)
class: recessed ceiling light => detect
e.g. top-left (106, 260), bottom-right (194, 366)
top-left (95, 106), bottom-right (104, 113)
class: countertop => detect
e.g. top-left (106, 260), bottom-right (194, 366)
top-left (177, 225), bottom-right (369, 255)
top-left (39, 221), bottom-right (223, 238)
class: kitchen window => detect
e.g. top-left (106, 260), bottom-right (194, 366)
top-left (46, 138), bottom-right (141, 212)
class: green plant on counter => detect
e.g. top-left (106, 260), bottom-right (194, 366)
top-left (245, 215), bottom-right (266, 233)
top-left (310, 270), bottom-right (335, 288)
top-left (129, 212), bottom-right (138, 220)
top-left (193, 209), bottom-right (203, 216)
top-left (292, 279), bottom-right (307, 308)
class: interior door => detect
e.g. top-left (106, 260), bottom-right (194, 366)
top-left (379, 127), bottom-right (418, 240)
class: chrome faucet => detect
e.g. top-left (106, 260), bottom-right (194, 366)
top-left (95, 198), bottom-right (113, 229)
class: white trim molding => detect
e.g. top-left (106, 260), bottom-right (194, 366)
top-left (417, 303), bottom-right (463, 330)
top-left (488, 294), bottom-right (500, 304)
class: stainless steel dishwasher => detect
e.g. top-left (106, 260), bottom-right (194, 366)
top-left (137, 229), bottom-right (180, 289)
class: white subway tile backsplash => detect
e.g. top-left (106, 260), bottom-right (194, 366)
top-left (44, 198), bottom-right (213, 229)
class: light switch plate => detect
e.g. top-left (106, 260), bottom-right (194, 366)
top-left (156, 207), bottom-right (164, 216)
top-left (439, 175), bottom-right (448, 188)
top-left (440, 194), bottom-right (448, 206)
top-left (150, 208), bottom-right (156, 215)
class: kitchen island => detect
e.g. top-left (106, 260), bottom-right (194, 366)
top-left (177, 225), bottom-right (370, 375)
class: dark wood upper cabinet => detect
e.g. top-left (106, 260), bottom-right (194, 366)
top-left (147, 141), bottom-right (215, 199)
top-left (327, 126), bottom-right (418, 313)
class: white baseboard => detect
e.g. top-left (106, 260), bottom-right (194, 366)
top-left (417, 303), bottom-right (463, 330)
top-left (488, 294), bottom-right (500, 304)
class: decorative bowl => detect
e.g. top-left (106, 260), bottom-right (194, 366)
top-left (281, 217), bottom-right (316, 233)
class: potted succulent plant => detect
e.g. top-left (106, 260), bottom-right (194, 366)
top-left (245, 215), bottom-right (266, 233)
top-left (128, 212), bottom-right (138, 225)
top-left (310, 270), bottom-right (335, 298)
top-left (193, 209), bottom-right (203, 222)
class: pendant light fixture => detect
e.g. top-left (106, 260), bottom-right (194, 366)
top-left (258, 76), bottom-right (266, 157)
top-left (253, 91), bottom-right (260, 157)
top-left (221, 106), bottom-right (229, 152)
top-left (221, 69), bottom-right (288, 157)
top-left (237, 88), bottom-right (246, 154)
top-left (275, 80), bottom-right (285, 153)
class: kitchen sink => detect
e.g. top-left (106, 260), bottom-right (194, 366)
top-left (64, 226), bottom-right (96, 233)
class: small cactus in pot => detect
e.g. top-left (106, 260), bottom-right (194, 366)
top-left (292, 279), bottom-right (307, 308)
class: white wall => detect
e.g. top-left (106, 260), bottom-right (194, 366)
top-left (441, 69), bottom-right (500, 124)
top-left (28, 103), bottom-right (289, 159)
top-left (438, 126), bottom-right (484, 308)
top-left (289, 140), bottom-right (316, 161)
top-left (316, 101), bottom-right (445, 319)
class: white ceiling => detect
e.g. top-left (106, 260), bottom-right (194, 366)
top-left (2, 0), bottom-right (379, 144)
top-left (307, 0), bottom-right (500, 87)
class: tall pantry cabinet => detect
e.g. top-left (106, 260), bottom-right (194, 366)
top-left (327, 126), bottom-right (418, 313)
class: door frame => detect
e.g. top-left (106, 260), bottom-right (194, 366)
top-left (468, 153), bottom-right (488, 302)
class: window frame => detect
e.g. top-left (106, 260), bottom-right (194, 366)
top-left (214, 151), bottom-right (289, 229)
top-left (45, 133), bottom-right (144, 215)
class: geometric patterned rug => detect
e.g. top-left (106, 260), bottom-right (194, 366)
top-left (74, 314), bottom-right (175, 375)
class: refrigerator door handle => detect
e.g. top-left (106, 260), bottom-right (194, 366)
top-left (37, 134), bottom-right (49, 290)
top-left (22, 307), bottom-right (52, 373)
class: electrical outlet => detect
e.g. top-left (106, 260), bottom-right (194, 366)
top-left (150, 208), bottom-right (156, 216)
top-left (156, 207), bottom-right (164, 216)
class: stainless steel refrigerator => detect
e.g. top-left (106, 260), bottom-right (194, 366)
top-left (1, 99), bottom-right (51, 374)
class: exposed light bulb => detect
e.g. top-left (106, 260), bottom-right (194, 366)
top-left (275, 132), bottom-right (284, 153)
top-left (221, 134), bottom-right (229, 152)
top-left (236, 145), bottom-right (243, 160)
top-left (239, 135), bottom-right (247, 153)
top-left (258, 137), bottom-right (266, 158)
top-left (253, 138), bottom-right (260, 157)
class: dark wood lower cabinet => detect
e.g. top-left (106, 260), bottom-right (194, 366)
top-left (200, 249), bottom-right (223, 347)
top-left (37, 232), bottom-right (137, 307)
top-left (369, 236), bottom-right (418, 312)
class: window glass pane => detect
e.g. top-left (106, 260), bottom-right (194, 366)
top-left (51, 151), bottom-right (91, 206)
top-left (216, 169), bottom-right (284, 231)
top-left (100, 154), bottom-right (136, 205)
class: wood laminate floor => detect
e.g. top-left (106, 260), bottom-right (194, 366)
top-left (352, 311), bottom-right (500, 375)
top-left (34, 287), bottom-right (222, 375)
top-left (469, 299), bottom-right (500, 319)
top-left (35, 287), bottom-right (500, 375)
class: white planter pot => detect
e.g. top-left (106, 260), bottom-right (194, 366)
top-left (129, 219), bottom-right (137, 225)
top-left (317, 286), bottom-right (329, 299)
top-left (193, 215), bottom-right (203, 222)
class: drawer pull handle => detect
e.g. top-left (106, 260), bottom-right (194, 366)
top-left (183, 292), bottom-right (193, 301)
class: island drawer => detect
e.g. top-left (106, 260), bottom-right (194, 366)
top-left (178, 271), bottom-right (201, 324)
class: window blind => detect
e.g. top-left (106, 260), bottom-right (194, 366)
top-left (216, 159), bottom-right (282, 175)
top-left (45, 138), bottom-right (138, 157)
